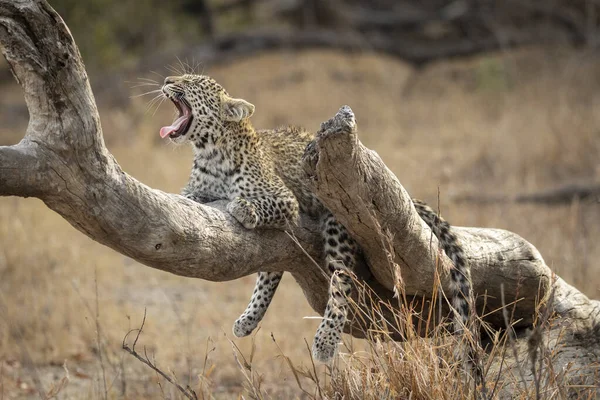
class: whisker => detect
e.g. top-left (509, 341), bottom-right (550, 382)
top-left (137, 77), bottom-right (160, 84)
top-left (187, 57), bottom-right (198, 75)
top-left (166, 64), bottom-right (181, 76)
top-left (144, 93), bottom-right (165, 114)
top-left (146, 92), bottom-right (164, 106)
top-left (152, 97), bottom-right (167, 117)
top-left (129, 85), bottom-right (161, 93)
top-left (150, 70), bottom-right (165, 81)
top-left (128, 83), bottom-right (160, 89)
top-left (130, 89), bottom-right (162, 99)
top-left (144, 99), bottom-right (159, 114)
top-left (149, 94), bottom-right (167, 116)
top-left (127, 78), bottom-right (160, 86)
top-left (146, 102), bottom-right (161, 116)
top-left (176, 56), bottom-right (186, 75)
top-left (194, 60), bottom-right (204, 75)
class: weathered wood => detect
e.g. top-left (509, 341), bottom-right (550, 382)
top-left (0, 1), bottom-right (599, 395)
top-left (0, 0), bottom-right (327, 304)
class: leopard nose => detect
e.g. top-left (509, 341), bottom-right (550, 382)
top-left (164, 76), bottom-right (176, 85)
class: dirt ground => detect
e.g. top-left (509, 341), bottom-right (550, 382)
top-left (0, 48), bottom-right (599, 399)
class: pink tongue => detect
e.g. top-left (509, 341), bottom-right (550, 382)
top-left (160, 115), bottom-right (188, 138)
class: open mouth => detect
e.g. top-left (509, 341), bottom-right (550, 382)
top-left (160, 95), bottom-right (193, 139)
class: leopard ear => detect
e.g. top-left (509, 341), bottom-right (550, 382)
top-left (221, 94), bottom-right (255, 122)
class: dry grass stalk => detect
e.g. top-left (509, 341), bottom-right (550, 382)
top-left (122, 309), bottom-right (199, 400)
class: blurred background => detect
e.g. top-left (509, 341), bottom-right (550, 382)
top-left (1, 0), bottom-right (599, 398)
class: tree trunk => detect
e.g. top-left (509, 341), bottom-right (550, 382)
top-left (0, 0), bottom-right (598, 396)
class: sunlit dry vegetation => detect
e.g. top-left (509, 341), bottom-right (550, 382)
top-left (1, 46), bottom-right (599, 398)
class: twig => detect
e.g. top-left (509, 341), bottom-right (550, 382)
top-left (0, 291), bottom-right (46, 399)
top-left (160, 287), bottom-right (201, 391)
top-left (228, 335), bottom-right (265, 400)
top-left (500, 284), bottom-right (529, 395)
top-left (199, 337), bottom-right (215, 396)
top-left (304, 338), bottom-right (323, 399)
top-left (528, 281), bottom-right (557, 400)
top-left (269, 333), bottom-right (316, 399)
top-left (94, 271), bottom-right (108, 400)
top-left (70, 278), bottom-right (122, 384)
top-left (488, 331), bottom-right (510, 399)
top-left (285, 229), bottom-right (330, 281)
top-left (43, 361), bottom-right (69, 400)
top-left (122, 309), bottom-right (198, 400)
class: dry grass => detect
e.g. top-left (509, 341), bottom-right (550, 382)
top-left (0, 48), bottom-right (599, 399)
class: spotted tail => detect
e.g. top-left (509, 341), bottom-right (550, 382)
top-left (412, 199), bottom-right (484, 383)
top-left (412, 199), bottom-right (472, 334)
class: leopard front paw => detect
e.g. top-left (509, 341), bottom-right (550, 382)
top-left (227, 197), bottom-right (258, 229)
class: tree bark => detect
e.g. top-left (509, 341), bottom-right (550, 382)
top-left (1, 0), bottom-right (599, 395)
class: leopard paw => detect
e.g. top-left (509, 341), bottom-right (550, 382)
top-left (312, 312), bottom-right (344, 363)
top-left (233, 314), bottom-right (256, 338)
top-left (227, 197), bottom-right (258, 229)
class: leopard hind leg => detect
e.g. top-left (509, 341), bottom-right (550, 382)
top-left (312, 213), bottom-right (359, 363)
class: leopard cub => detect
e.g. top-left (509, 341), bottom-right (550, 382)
top-left (159, 74), bottom-right (473, 364)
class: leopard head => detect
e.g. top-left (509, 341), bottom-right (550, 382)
top-left (160, 74), bottom-right (255, 145)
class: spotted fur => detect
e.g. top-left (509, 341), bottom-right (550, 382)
top-left (159, 74), bottom-right (474, 365)
top-left (412, 200), bottom-right (472, 333)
